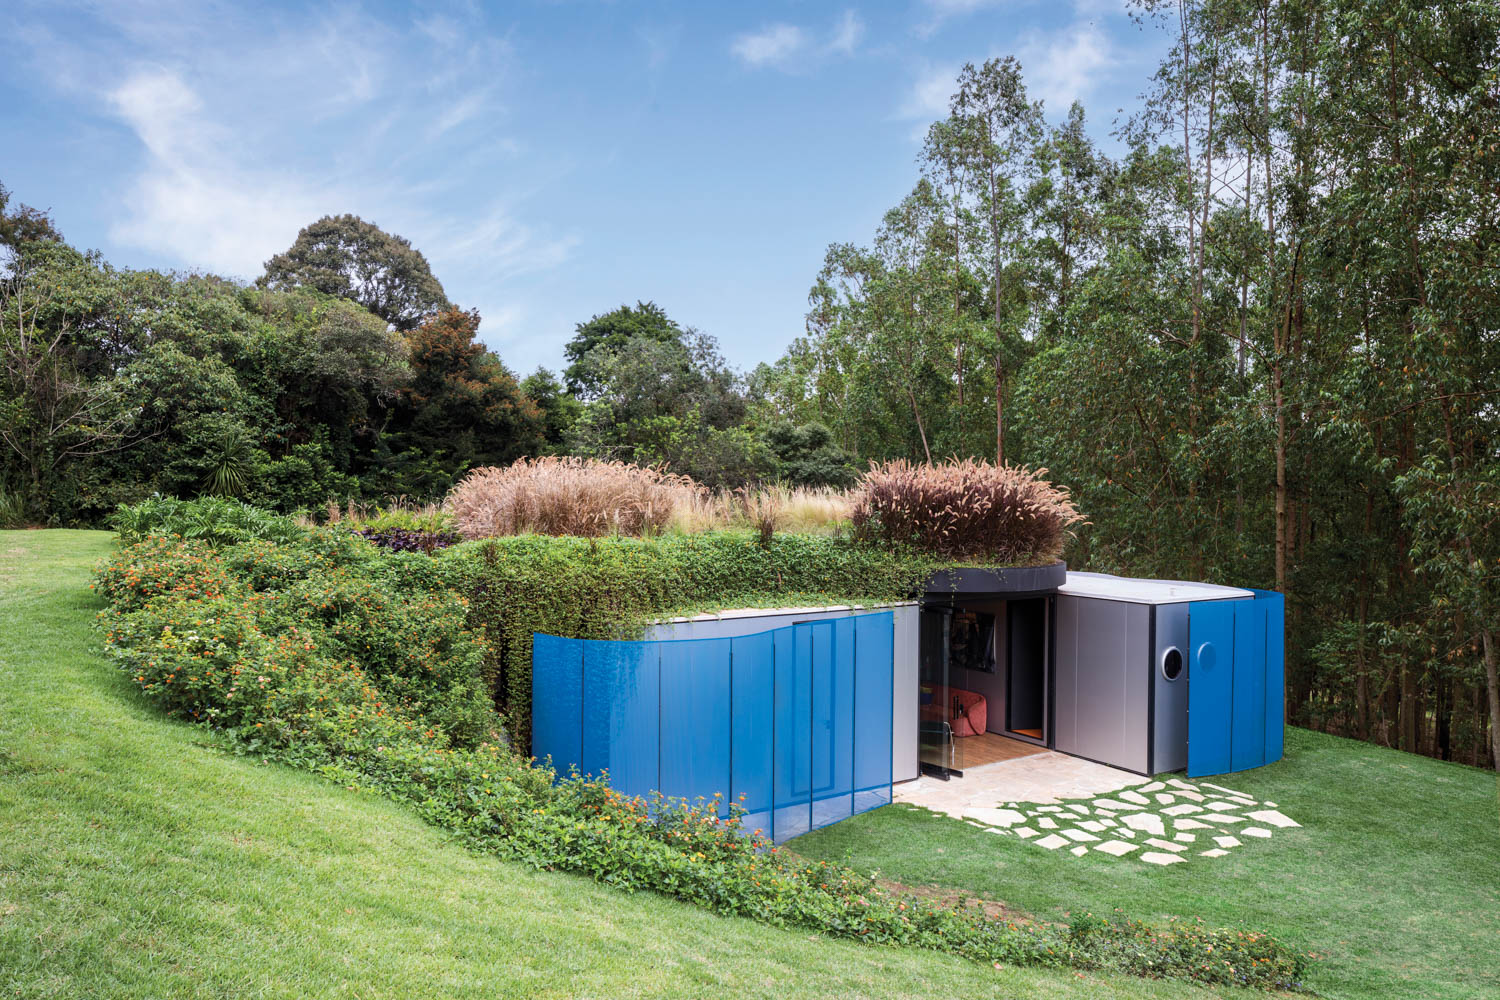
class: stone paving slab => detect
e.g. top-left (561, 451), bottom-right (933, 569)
top-left (894, 757), bottom-right (1300, 868)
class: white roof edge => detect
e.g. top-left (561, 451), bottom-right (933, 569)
top-left (1057, 571), bottom-right (1255, 605)
top-left (653, 601), bottom-right (918, 625)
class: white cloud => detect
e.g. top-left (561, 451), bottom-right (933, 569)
top-left (1017, 21), bottom-right (1114, 112)
top-left (75, 5), bottom-right (573, 304)
top-left (730, 24), bottom-right (807, 68)
top-left (829, 10), bottom-right (865, 55)
top-left (106, 69), bottom-right (328, 279)
top-left (902, 63), bottom-right (960, 121)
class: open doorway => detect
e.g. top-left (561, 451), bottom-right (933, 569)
top-left (1004, 598), bottom-right (1048, 743)
top-left (918, 599), bottom-right (1051, 776)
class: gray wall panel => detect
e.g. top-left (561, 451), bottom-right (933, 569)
top-left (1122, 603), bottom-right (1150, 773)
top-left (1152, 603), bottom-right (1190, 773)
top-left (1054, 596), bottom-right (1150, 773)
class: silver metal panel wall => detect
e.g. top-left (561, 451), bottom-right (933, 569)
top-left (1152, 603), bottom-right (1190, 773)
top-left (1054, 596), bottom-right (1151, 773)
top-left (645, 605), bottom-right (920, 783)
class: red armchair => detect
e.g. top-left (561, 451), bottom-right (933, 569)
top-left (918, 686), bottom-right (988, 738)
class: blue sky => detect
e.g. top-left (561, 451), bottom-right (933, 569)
top-left (2, 1), bottom-right (1166, 376)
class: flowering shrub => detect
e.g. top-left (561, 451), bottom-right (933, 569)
top-left (93, 535), bottom-right (239, 613)
top-left (851, 459), bottom-right (1084, 564)
top-left (94, 515), bottom-right (1307, 993)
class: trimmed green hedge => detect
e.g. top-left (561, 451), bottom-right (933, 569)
top-left (456, 532), bottom-right (940, 744)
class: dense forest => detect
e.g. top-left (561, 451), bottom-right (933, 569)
top-left (2, 0), bottom-right (1496, 770)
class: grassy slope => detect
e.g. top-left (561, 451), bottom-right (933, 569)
top-left (795, 722), bottom-right (1500, 1000)
top-left (0, 530), bottom-right (1253, 1000)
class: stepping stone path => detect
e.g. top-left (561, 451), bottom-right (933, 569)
top-left (953, 776), bottom-right (1299, 867)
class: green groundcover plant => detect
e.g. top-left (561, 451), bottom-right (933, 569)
top-left (93, 507), bottom-right (1309, 991)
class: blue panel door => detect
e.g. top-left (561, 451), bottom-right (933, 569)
top-left (1231, 600), bottom-right (1268, 772)
top-left (1187, 600), bottom-right (1235, 777)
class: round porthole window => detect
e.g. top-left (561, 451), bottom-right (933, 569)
top-left (1161, 646), bottom-right (1184, 681)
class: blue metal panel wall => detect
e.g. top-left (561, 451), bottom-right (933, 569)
top-left (1254, 590), bottom-right (1286, 763)
top-left (1231, 601), bottom-right (1268, 771)
top-left (853, 613), bottom-right (894, 813)
top-left (659, 638), bottom-right (732, 814)
top-left (581, 641), bottom-right (658, 799)
top-left (532, 634), bottom-right (583, 772)
top-left (775, 625), bottom-right (813, 840)
top-left (531, 612), bottom-right (894, 843)
top-left (1187, 594), bottom-right (1286, 777)
top-left (1186, 601), bottom-right (1235, 777)
top-left (730, 631), bottom-right (775, 835)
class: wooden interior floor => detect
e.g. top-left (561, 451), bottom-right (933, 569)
top-left (1011, 728), bottom-right (1043, 740)
top-left (954, 731), bottom-right (1048, 770)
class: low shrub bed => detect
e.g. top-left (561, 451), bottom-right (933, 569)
top-left (92, 517), bottom-right (1310, 992)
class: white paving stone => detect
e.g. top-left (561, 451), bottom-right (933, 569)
top-left (1035, 833), bottom-right (1070, 850)
top-left (1121, 812), bottom-right (1165, 836)
top-left (1199, 813), bottom-right (1247, 824)
top-left (1173, 818), bottom-right (1210, 830)
top-left (1204, 800), bottom-right (1242, 812)
top-left (1162, 803), bottom-right (1203, 816)
top-left (1095, 840), bottom-right (1138, 856)
top-left (1070, 845), bottom-right (1089, 856)
top-left (961, 807), bottom-right (1029, 827)
top-left (1214, 835), bottom-right (1242, 849)
top-left (986, 827), bottom-right (1011, 836)
top-left (1067, 803), bottom-right (1091, 815)
top-left (1036, 805), bottom-right (1064, 813)
top-left (1247, 809), bottom-right (1300, 828)
top-left (1091, 798), bottom-right (1135, 811)
top-left (1155, 792), bottom-right (1177, 804)
top-left (1098, 817), bottom-right (1117, 827)
top-left (1201, 781), bottom-right (1250, 797)
top-left (1118, 790), bottom-right (1151, 805)
top-left (1077, 820), bottom-right (1107, 832)
top-left (1061, 828), bottom-right (1099, 842)
top-left (1173, 789), bottom-right (1206, 801)
top-left (1146, 837), bottom-right (1187, 853)
top-left (1014, 827), bottom-right (1039, 839)
top-left (1118, 828), bottom-right (1137, 839)
top-left (1140, 851), bottom-right (1186, 865)
top-left (1139, 781), bottom-right (1167, 793)
top-left (1037, 816), bottom-right (1058, 829)
top-left (1200, 848), bottom-right (1228, 858)
top-left (1174, 832), bottom-right (1197, 843)
top-left (1242, 826), bottom-right (1273, 838)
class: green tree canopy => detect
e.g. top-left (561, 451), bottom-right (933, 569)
top-left (258, 214), bottom-right (451, 331)
top-left (563, 301), bottom-right (686, 397)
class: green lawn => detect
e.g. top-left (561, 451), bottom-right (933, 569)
top-left (0, 530), bottom-right (1258, 1000)
top-left (794, 721), bottom-right (1500, 1000)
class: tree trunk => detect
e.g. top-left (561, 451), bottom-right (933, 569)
top-left (1482, 627), bottom-right (1500, 770)
top-left (993, 354), bottom-right (1005, 466)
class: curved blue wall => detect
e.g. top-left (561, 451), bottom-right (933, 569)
top-left (532, 611), bottom-right (894, 843)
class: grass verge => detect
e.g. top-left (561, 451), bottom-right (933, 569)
top-left (0, 529), bottom-right (1259, 1000)
top-left (793, 727), bottom-right (1500, 1000)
